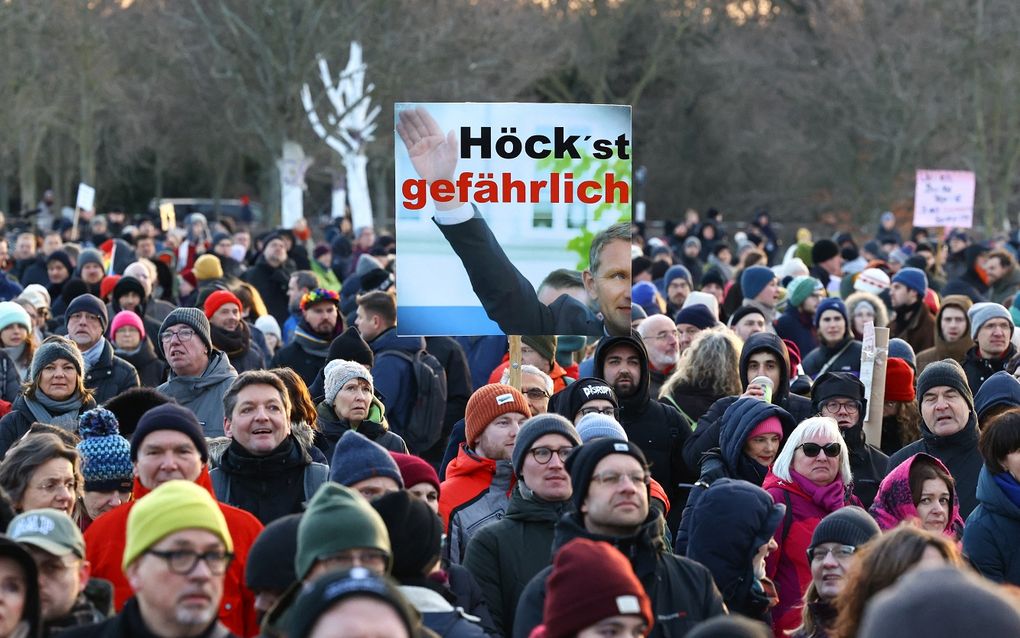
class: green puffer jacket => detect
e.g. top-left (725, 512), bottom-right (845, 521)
top-left (462, 486), bottom-right (570, 637)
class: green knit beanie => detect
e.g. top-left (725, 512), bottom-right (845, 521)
top-left (294, 483), bottom-right (391, 580)
top-left (787, 276), bottom-right (822, 308)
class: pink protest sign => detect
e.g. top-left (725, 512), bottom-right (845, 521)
top-left (913, 170), bottom-right (975, 228)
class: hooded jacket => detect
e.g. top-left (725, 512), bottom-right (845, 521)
top-left (870, 453), bottom-right (964, 540)
top-left (440, 445), bottom-right (516, 566)
top-left (762, 471), bottom-right (857, 636)
top-left (675, 398), bottom-right (796, 554)
top-left (84, 339), bottom-right (140, 404)
top-left (916, 295), bottom-right (974, 374)
top-left (686, 478), bottom-right (783, 623)
top-left (157, 350), bottom-right (238, 436)
top-left (313, 396), bottom-right (407, 460)
top-left (886, 413), bottom-right (982, 518)
top-left (462, 486), bottom-right (570, 636)
top-left (369, 327), bottom-right (429, 441)
top-left (593, 334), bottom-right (691, 523)
top-left (83, 468), bottom-right (262, 637)
top-left (683, 333), bottom-right (814, 473)
top-left (240, 255), bottom-right (292, 326)
top-left (964, 466), bottom-right (1020, 585)
top-left (512, 511), bottom-right (725, 638)
top-left (845, 291), bottom-right (889, 340)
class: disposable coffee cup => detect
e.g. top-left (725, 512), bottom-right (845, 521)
top-left (750, 375), bottom-right (774, 403)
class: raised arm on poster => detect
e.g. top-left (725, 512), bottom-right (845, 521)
top-left (395, 104), bottom-right (632, 337)
top-left (913, 170), bottom-right (975, 229)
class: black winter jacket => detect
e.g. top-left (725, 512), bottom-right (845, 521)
top-left (802, 337), bottom-right (862, 379)
top-left (462, 487), bottom-right (569, 636)
top-left (0, 394), bottom-right (97, 458)
top-left (84, 340), bottom-right (139, 404)
top-left (963, 344), bottom-right (1016, 397)
top-left (210, 436), bottom-right (328, 525)
top-left (593, 334), bottom-right (692, 527)
top-left (241, 256), bottom-right (292, 326)
top-left (115, 339), bottom-right (166, 387)
top-left (272, 339), bottom-right (328, 384)
top-left (512, 511), bottom-right (726, 638)
top-left (61, 597), bottom-right (237, 638)
top-left (885, 414), bottom-right (983, 518)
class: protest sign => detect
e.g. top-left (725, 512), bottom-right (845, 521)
top-left (75, 183), bottom-right (95, 212)
top-left (394, 102), bottom-right (632, 336)
top-left (913, 170), bottom-right (975, 228)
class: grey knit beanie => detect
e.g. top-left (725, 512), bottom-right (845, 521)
top-left (511, 414), bottom-right (581, 477)
top-left (158, 307), bottom-right (212, 355)
top-left (30, 336), bottom-right (84, 381)
top-left (575, 413), bottom-right (628, 443)
top-left (916, 358), bottom-right (974, 412)
top-left (324, 359), bottom-right (374, 406)
top-left (968, 302), bottom-right (1014, 340)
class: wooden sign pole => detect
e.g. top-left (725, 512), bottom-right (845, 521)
top-left (862, 327), bottom-right (890, 447)
top-left (508, 335), bottom-right (522, 390)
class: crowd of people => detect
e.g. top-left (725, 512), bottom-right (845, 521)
top-left (0, 201), bottom-right (1014, 637)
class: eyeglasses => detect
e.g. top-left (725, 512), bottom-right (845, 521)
top-left (821, 400), bottom-right (860, 415)
top-left (529, 446), bottom-right (574, 464)
top-left (797, 442), bottom-right (842, 458)
top-left (578, 406), bottom-right (618, 418)
top-left (32, 478), bottom-right (77, 495)
top-left (160, 327), bottom-right (196, 343)
top-left (524, 388), bottom-right (550, 400)
top-left (643, 329), bottom-right (679, 342)
top-left (147, 549), bottom-right (234, 575)
top-left (807, 545), bottom-right (856, 562)
top-left (590, 470), bottom-right (650, 487)
top-left (317, 549), bottom-right (389, 572)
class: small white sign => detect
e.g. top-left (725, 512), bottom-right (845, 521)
top-left (913, 170), bottom-right (975, 228)
top-left (75, 183), bottom-right (95, 212)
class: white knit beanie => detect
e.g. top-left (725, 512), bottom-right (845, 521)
top-left (324, 359), bottom-right (374, 406)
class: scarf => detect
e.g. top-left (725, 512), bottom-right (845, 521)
top-left (293, 319), bottom-right (334, 358)
top-left (26, 391), bottom-right (83, 430)
top-left (790, 469), bottom-right (847, 513)
top-left (210, 322), bottom-right (250, 358)
top-left (2, 343), bottom-right (27, 381)
top-left (993, 471), bottom-right (1020, 510)
top-left (81, 340), bottom-right (104, 371)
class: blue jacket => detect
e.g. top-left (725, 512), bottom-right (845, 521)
top-left (964, 466), bottom-right (1020, 585)
top-left (676, 398), bottom-right (795, 553)
top-left (774, 305), bottom-right (817, 363)
top-left (369, 327), bottom-right (426, 439)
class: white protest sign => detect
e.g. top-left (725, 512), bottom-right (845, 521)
top-left (75, 183), bottom-right (95, 212)
top-left (860, 322), bottom-right (876, 422)
top-left (913, 170), bottom-right (975, 228)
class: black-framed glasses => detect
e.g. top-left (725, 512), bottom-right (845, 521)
top-left (590, 470), bottom-right (651, 487)
top-left (807, 544), bottom-right (856, 562)
top-left (524, 388), bottom-right (550, 400)
top-left (529, 446), bottom-right (574, 464)
top-left (578, 406), bottom-right (618, 418)
top-left (797, 442), bottom-right (841, 458)
top-left (147, 549), bottom-right (234, 575)
top-left (821, 399), bottom-right (861, 415)
top-left (160, 327), bottom-right (196, 343)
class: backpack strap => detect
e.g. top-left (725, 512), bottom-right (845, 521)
top-left (663, 395), bottom-right (696, 431)
top-left (780, 490), bottom-right (794, 545)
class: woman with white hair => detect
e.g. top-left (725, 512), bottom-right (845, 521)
top-left (762, 416), bottom-right (859, 636)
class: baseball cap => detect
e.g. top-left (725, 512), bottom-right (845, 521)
top-left (7, 510), bottom-right (85, 558)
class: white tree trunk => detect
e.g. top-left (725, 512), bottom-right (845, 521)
top-left (277, 140), bottom-right (312, 229)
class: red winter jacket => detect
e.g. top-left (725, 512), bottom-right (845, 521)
top-left (83, 468), bottom-right (263, 637)
top-left (763, 471), bottom-right (858, 636)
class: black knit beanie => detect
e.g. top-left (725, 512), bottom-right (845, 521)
top-left (566, 438), bottom-right (648, 513)
top-left (130, 403), bottom-right (209, 462)
top-left (371, 490), bottom-right (443, 580)
top-left (327, 326), bottom-right (374, 368)
top-left (511, 414), bottom-right (581, 477)
top-left (810, 506), bottom-right (881, 549)
top-left (245, 514), bottom-right (300, 592)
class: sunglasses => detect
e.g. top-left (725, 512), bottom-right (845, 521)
top-left (797, 442), bottom-right (841, 458)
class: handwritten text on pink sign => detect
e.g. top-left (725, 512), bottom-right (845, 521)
top-left (913, 170), bottom-right (975, 228)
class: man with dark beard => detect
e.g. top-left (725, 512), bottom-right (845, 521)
top-left (593, 332), bottom-right (692, 528)
top-left (272, 288), bottom-right (342, 379)
top-left (205, 290), bottom-right (265, 373)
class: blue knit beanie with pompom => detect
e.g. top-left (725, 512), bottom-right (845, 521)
top-left (76, 408), bottom-right (133, 492)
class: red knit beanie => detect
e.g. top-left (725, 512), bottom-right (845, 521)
top-left (541, 538), bottom-right (653, 638)
top-left (748, 415), bottom-right (784, 441)
top-left (464, 384), bottom-right (530, 447)
top-left (203, 290), bottom-right (243, 320)
top-left (390, 452), bottom-right (440, 495)
top-left (885, 357), bottom-right (916, 402)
